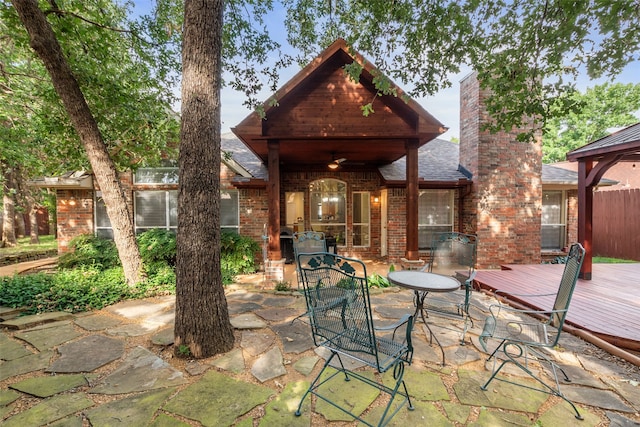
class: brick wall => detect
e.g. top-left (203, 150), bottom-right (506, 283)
top-left (56, 189), bottom-right (94, 253)
top-left (460, 73), bottom-right (542, 268)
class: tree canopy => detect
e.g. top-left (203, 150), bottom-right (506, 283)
top-left (543, 82), bottom-right (640, 163)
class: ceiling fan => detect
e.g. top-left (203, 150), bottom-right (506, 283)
top-left (328, 156), bottom-right (347, 169)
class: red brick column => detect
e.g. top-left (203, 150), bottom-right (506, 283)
top-left (459, 73), bottom-right (542, 269)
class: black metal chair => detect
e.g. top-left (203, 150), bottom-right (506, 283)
top-left (294, 252), bottom-right (415, 427)
top-left (479, 242), bottom-right (586, 420)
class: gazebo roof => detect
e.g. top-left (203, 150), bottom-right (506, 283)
top-left (567, 122), bottom-right (640, 162)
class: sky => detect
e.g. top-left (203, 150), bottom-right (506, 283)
top-left (133, 2), bottom-right (640, 142)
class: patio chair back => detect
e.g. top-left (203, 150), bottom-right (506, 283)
top-left (428, 232), bottom-right (477, 285)
top-left (549, 242), bottom-right (585, 330)
top-left (293, 231), bottom-right (327, 257)
top-left (478, 242), bottom-right (586, 420)
top-left (295, 252), bottom-right (415, 426)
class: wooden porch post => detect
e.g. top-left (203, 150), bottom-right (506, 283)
top-left (577, 160), bottom-right (593, 280)
top-left (267, 140), bottom-right (281, 260)
top-left (405, 139), bottom-right (419, 259)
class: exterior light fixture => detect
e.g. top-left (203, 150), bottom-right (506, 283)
top-left (328, 162), bottom-right (340, 170)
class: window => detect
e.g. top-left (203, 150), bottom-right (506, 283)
top-left (134, 166), bottom-right (178, 184)
top-left (94, 192), bottom-right (113, 239)
top-left (352, 192), bottom-right (370, 247)
top-left (309, 179), bottom-right (346, 245)
top-left (220, 190), bottom-right (239, 233)
top-left (96, 188), bottom-right (238, 236)
top-left (542, 191), bottom-right (566, 250)
top-left (135, 191), bottom-right (178, 233)
top-left (418, 190), bottom-right (454, 249)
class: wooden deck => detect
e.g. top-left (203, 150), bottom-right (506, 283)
top-left (474, 263), bottom-right (640, 351)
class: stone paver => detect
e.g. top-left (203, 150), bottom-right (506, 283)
top-left (1, 284), bottom-right (640, 426)
top-left (1, 311), bottom-right (73, 330)
top-left (163, 370), bottom-right (274, 427)
top-left (47, 335), bottom-right (124, 373)
top-left (90, 346), bottom-right (187, 394)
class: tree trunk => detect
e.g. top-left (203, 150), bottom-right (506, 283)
top-left (27, 196), bottom-right (40, 244)
top-left (2, 164), bottom-right (17, 247)
top-left (11, 0), bottom-right (144, 285)
top-left (174, 0), bottom-right (233, 358)
top-left (15, 210), bottom-right (26, 238)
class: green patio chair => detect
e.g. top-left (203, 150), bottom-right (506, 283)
top-left (422, 232), bottom-right (477, 344)
top-left (292, 231), bottom-right (327, 287)
top-left (479, 242), bottom-right (586, 420)
top-left (294, 252), bottom-right (415, 427)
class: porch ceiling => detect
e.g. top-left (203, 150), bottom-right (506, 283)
top-left (242, 134), bottom-right (444, 170)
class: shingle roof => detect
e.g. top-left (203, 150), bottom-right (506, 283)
top-left (222, 133), bottom-right (593, 187)
top-left (568, 122), bottom-right (640, 157)
top-left (221, 133), bottom-right (268, 179)
top-left (379, 138), bottom-right (470, 181)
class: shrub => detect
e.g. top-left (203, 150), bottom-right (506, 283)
top-left (220, 231), bottom-right (260, 284)
top-left (137, 229), bottom-right (177, 266)
top-left (57, 234), bottom-right (120, 270)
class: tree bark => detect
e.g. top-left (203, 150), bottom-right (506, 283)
top-left (174, 0), bottom-right (234, 358)
top-left (11, 0), bottom-right (144, 285)
top-left (2, 165), bottom-right (17, 247)
top-left (27, 194), bottom-right (40, 244)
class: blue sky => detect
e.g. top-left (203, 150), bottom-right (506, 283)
top-left (133, 1), bottom-right (639, 141)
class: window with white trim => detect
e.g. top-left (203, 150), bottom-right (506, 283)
top-left (94, 192), bottom-right (113, 239)
top-left (135, 190), bottom-right (178, 233)
top-left (352, 192), bottom-right (370, 247)
top-left (418, 189), bottom-right (454, 249)
top-left (220, 190), bottom-right (239, 233)
top-left (542, 190), bottom-right (566, 250)
top-left (134, 166), bottom-right (178, 184)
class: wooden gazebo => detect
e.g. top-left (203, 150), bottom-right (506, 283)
top-left (566, 122), bottom-right (640, 279)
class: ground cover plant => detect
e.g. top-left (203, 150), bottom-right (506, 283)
top-left (0, 230), bottom-right (260, 314)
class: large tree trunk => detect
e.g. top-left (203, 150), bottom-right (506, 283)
top-left (174, 0), bottom-right (233, 358)
top-left (27, 195), bottom-right (40, 244)
top-left (2, 165), bottom-right (17, 247)
top-left (11, 0), bottom-right (144, 285)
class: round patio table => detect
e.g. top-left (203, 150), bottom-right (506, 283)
top-left (387, 270), bottom-right (460, 365)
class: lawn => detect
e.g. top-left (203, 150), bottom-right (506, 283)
top-left (0, 235), bottom-right (57, 257)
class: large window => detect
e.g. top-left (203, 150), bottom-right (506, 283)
top-left (95, 188), bottom-right (239, 236)
top-left (309, 179), bottom-right (346, 245)
top-left (542, 190), bottom-right (566, 250)
top-left (352, 192), bottom-right (370, 247)
top-left (418, 189), bottom-right (454, 249)
top-left (135, 191), bottom-right (178, 233)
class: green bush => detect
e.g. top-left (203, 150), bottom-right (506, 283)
top-left (57, 234), bottom-right (120, 270)
top-left (137, 229), bottom-right (177, 266)
top-left (1, 229), bottom-right (260, 314)
top-left (220, 231), bottom-right (260, 284)
top-left (0, 267), bottom-right (129, 314)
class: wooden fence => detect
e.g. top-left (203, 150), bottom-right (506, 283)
top-left (593, 188), bottom-right (640, 261)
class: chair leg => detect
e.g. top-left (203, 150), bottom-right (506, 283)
top-left (480, 341), bottom-right (584, 420)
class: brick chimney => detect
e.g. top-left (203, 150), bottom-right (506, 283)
top-left (459, 73), bottom-right (542, 269)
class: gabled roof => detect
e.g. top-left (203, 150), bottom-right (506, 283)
top-left (232, 38), bottom-right (446, 169)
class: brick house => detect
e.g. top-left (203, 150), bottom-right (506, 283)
top-left (34, 39), bottom-right (587, 278)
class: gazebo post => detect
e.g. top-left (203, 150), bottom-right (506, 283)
top-left (577, 160), bottom-right (593, 280)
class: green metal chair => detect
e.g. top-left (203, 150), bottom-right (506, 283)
top-left (479, 242), bottom-right (586, 420)
top-left (292, 231), bottom-right (327, 286)
top-left (294, 252), bottom-right (415, 427)
top-left (420, 232), bottom-right (477, 344)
